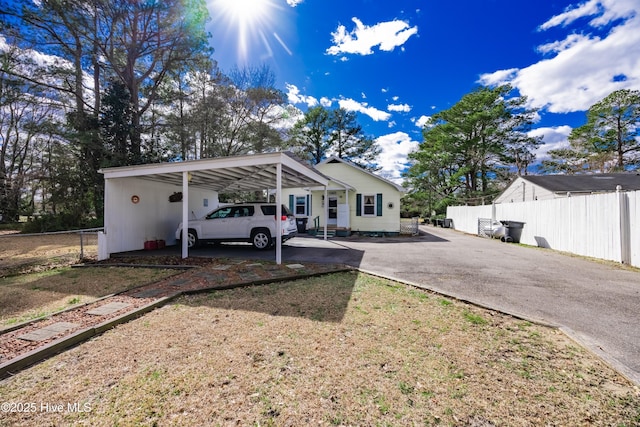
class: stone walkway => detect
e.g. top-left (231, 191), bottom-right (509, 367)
top-left (0, 259), bottom-right (350, 379)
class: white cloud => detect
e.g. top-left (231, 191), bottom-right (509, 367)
top-left (271, 104), bottom-right (304, 131)
top-left (320, 97), bottom-right (332, 107)
top-left (326, 17), bottom-right (418, 56)
top-left (478, 0), bottom-right (640, 113)
top-left (537, 33), bottom-right (592, 55)
top-left (388, 103), bottom-right (411, 113)
top-left (528, 125), bottom-right (573, 161)
top-left (375, 132), bottom-right (420, 183)
top-left (412, 115), bottom-right (431, 128)
top-left (479, 68), bottom-right (519, 86)
top-left (285, 83), bottom-right (319, 107)
top-left (392, 96), bottom-right (399, 101)
top-left (338, 98), bottom-right (391, 121)
top-left (539, 0), bottom-right (603, 29)
top-left (286, 0), bottom-right (303, 6)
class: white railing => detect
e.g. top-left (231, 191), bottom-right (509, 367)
top-left (400, 217), bottom-right (420, 235)
top-left (446, 190), bottom-right (640, 268)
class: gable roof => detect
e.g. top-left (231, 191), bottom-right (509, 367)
top-left (521, 173), bottom-right (640, 193)
top-left (318, 156), bottom-right (405, 192)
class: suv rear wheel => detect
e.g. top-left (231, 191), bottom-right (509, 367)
top-left (251, 229), bottom-right (271, 250)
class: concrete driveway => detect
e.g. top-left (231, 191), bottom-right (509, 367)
top-left (183, 227), bottom-right (640, 385)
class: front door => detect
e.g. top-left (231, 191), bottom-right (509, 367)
top-left (328, 196), bottom-right (338, 226)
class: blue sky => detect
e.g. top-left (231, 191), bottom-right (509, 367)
top-left (208, 0), bottom-right (640, 182)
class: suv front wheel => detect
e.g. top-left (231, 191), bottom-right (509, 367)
top-left (251, 229), bottom-right (272, 250)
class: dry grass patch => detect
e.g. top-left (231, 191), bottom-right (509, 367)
top-left (0, 233), bottom-right (98, 276)
top-left (0, 267), bottom-right (177, 328)
top-left (1, 272), bottom-right (638, 426)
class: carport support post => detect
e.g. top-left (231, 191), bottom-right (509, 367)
top-left (323, 186), bottom-right (328, 240)
top-left (276, 162), bottom-right (282, 264)
top-left (182, 171), bottom-right (189, 259)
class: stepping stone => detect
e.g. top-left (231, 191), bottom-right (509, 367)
top-left (239, 273), bottom-right (262, 281)
top-left (86, 302), bottom-right (131, 316)
top-left (18, 322), bottom-right (79, 342)
top-left (286, 264), bottom-right (305, 269)
top-left (267, 270), bottom-right (288, 277)
top-left (167, 278), bottom-right (190, 286)
top-left (211, 265), bottom-right (231, 270)
top-left (246, 263), bottom-right (262, 267)
top-left (132, 288), bottom-right (164, 298)
top-left (192, 273), bottom-right (224, 283)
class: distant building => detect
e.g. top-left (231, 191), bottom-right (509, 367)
top-left (495, 173), bottom-right (640, 203)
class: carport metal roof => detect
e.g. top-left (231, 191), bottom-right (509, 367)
top-left (100, 151), bottom-right (330, 193)
top-left (100, 151), bottom-right (330, 263)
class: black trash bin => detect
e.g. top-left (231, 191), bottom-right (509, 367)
top-left (442, 218), bottom-right (453, 228)
top-left (501, 221), bottom-right (525, 243)
top-left (296, 217), bottom-right (308, 233)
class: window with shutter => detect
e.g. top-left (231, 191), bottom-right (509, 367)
top-left (362, 194), bottom-right (376, 216)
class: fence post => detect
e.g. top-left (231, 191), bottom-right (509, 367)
top-left (79, 231), bottom-right (84, 260)
top-left (617, 185), bottom-right (631, 264)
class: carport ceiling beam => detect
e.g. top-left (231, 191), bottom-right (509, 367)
top-left (217, 165), bottom-right (273, 190)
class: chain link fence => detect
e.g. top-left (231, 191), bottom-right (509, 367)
top-left (0, 228), bottom-right (102, 276)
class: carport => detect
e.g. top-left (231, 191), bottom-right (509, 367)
top-left (99, 152), bottom-right (330, 264)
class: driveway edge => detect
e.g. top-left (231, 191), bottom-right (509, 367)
top-left (356, 267), bottom-right (640, 388)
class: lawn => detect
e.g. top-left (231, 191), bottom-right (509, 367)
top-left (1, 271), bottom-right (638, 426)
top-left (0, 232), bottom-right (98, 277)
top-left (0, 267), bottom-right (177, 328)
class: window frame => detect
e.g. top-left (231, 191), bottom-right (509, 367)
top-left (295, 195), bottom-right (308, 216)
top-left (362, 194), bottom-right (376, 217)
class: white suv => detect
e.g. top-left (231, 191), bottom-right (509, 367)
top-left (176, 203), bottom-right (297, 250)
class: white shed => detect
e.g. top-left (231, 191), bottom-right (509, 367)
top-left (495, 173), bottom-right (640, 203)
top-left (99, 152), bottom-right (329, 263)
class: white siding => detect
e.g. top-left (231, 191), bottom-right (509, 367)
top-left (318, 162), bottom-right (401, 232)
top-left (281, 162), bottom-right (402, 233)
top-left (447, 190), bottom-right (640, 268)
top-left (494, 176), bottom-right (556, 203)
top-left (104, 177), bottom-right (217, 254)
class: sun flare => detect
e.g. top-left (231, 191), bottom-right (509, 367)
top-left (209, 0), bottom-right (292, 65)
top-left (216, 0), bottom-right (271, 26)
top-left (212, 0), bottom-right (286, 63)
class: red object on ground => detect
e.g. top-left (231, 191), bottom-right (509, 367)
top-left (144, 240), bottom-right (158, 250)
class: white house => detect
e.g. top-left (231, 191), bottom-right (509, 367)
top-left (281, 157), bottom-right (405, 236)
top-left (495, 173), bottom-right (640, 203)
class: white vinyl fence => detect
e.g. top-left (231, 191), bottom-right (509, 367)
top-left (446, 189), bottom-right (640, 268)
